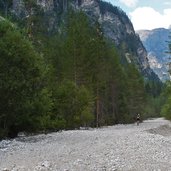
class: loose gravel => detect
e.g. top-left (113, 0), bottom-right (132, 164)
top-left (0, 118), bottom-right (171, 171)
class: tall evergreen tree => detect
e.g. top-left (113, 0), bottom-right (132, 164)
top-left (126, 64), bottom-right (146, 118)
top-left (0, 20), bottom-right (51, 138)
top-left (0, 0), bottom-right (12, 17)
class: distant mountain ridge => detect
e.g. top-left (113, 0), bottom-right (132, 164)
top-left (137, 28), bottom-right (171, 81)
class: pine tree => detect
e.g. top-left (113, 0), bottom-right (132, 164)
top-left (0, 20), bottom-right (52, 138)
top-left (0, 0), bottom-right (12, 17)
top-left (105, 46), bottom-right (129, 124)
top-left (126, 64), bottom-right (146, 118)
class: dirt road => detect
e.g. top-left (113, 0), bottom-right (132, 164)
top-left (0, 118), bottom-right (171, 171)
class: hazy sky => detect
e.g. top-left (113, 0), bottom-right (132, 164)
top-left (104, 0), bottom-right (171, 30)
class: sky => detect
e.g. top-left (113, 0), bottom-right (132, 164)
top-left (104, 0), bottom-right (171, 30)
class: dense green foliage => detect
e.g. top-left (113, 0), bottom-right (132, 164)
top-left (0, 21), bottom-right (52, 138)
top-left (0, 10), bottom-right (162, 139)
top-left (0, 0), bottom-right (12, 17)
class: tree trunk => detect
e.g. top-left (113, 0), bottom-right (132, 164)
top-left (96, 87), bottom-right (100, 128)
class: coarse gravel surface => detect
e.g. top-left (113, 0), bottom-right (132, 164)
top-left (0, 118), bottom-right (171, 171)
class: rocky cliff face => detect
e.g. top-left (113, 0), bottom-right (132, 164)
top-left (137, 28), bottom-right (171, 81)
top-left (79, 0), bottom-right (156, 80)
top-left (10, 0), bottom-right (160, 81)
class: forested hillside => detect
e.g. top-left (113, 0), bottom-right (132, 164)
top-left (0, 0), bottom-right (164, 139)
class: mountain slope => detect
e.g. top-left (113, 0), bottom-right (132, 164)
top-left (8, 0), bottom-right (160, 81)
top-left (76, 0), bottom-right (160, 81)
top-left (137, 28), bottom-right (171, 81)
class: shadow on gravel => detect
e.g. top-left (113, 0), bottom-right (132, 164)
top-left (147, 125), bottom-right (171, 137)
top-left (15, 134), bottom-right (51, 143)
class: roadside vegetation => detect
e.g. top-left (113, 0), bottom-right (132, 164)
top-left (0, 10), bottom-right (164, 139)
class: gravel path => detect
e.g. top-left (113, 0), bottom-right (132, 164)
top-left (0, 118), bottom-right (171, 171)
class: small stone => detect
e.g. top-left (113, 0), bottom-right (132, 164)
top-left (41, 161), bottom-right (51, 167)
top-left (2, 168), bottom-right (9, 171)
